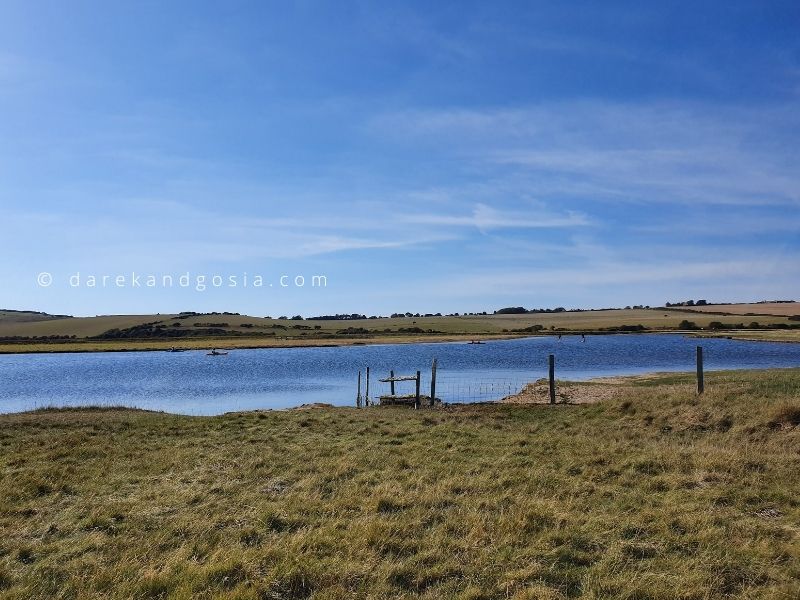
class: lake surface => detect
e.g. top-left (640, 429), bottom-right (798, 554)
top-left (1, 334), bottom-right (799, 415)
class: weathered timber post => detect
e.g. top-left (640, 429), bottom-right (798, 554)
top-left (430, 358), bottom-right (437, 407)
top-left (548, 354), bottom-right (556, 404)
top-left (366, 366), bottom-right (370, 406)
top-left (696, 346), bottom-right (704, 394)
top-left (415, 370), bottom-right (421, 409)
top-left (356, 370), bottom-right (362, 408)
top-left (390, 370), bottom-right (395, 396)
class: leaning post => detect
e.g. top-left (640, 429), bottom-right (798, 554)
top-left (548, 354), bottom-right (556, 404)
top-left (366, 366), bottom-right (370, 406)
top-left (430, 358), bottom-right (438, 407)
top-left (415, 370), bottom-right (421, 409)
top-left (696, 346), bottom-right (704, 394)
top-left (356, 370), bottom-right (362, 408)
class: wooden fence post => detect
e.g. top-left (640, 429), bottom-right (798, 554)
top-left (415, 370), bottom-right (421, 409)
top-left (430, 358), bottom-right (437, 407)
top-left (366, 366), bottom-right (370, 406)
top-left (390, 370), bottom-right (395, 396)
top-left (696, 346), bottom-right (704, 394)
top-left (548, 354), bottom-right (556, 404)
top-left (356, 370), bottom-right (362, 408)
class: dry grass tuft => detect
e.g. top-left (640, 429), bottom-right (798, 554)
top-left (770, 402), bottom-right (800, 429)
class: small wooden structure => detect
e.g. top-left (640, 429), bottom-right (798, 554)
top-left (357, 359), bottom-right (440, 408)
top-left (379, 371), bottom-right (423, 408)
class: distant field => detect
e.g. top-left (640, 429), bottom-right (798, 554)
top-left (0, 314), bottom-right (177, 338)
top-left (0, 310), bottom-right (70, 324)
top-left (0, 307), bottom-right (797, 353)
top-left (680, 302), bottom-right (800, 317)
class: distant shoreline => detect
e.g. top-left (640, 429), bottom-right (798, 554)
top-left (2, 304), bottom-right (798, 355)
top-left (0, 329), bottom-right (798, 356)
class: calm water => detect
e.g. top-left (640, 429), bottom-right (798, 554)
top-left (1, 334), bottom-right (799, 415)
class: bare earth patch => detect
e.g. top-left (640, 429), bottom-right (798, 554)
top-left (501, 372), bottom-right (684, 404)
top-left (500, 378), bottom-right (625, 404)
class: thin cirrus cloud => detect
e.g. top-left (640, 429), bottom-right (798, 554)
top-left (428, 255), bottom-right (800, 302)
top-left (400, 203), bottom-right (591, 230)
top-left (371, 101), bottom-right (800, 208)
top-left (27, 198), bottom-right (582, 261)
top-left (3, 202), bottom-right (458, 266)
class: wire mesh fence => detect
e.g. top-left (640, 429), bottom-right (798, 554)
top-left (358, 345), bottom-right (711, 406)
top-left (364, 370), bottom-right (533, 405)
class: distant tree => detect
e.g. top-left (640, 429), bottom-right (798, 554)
top-left (495, 307), bottom-right (528, 315)
top-left (696, 299), bottom-right (708, 306)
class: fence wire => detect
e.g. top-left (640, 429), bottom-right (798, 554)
top-left (365, 371), bottom-right (532, 404)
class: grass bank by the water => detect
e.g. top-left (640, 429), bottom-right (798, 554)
top-left (2, 305), bottom-right (798, 354)
top-left (1, 370), bottom-right (798, 598)
top-left (694, 330), bottom-right (800, 344)
top-left (0, 333), bottom-right (519, 355)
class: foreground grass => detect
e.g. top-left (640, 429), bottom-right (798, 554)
top-left (0, 370), bottom-right (799, 599)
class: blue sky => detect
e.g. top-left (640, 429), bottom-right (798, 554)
top-left (1, 1), bottom-right (799, 317)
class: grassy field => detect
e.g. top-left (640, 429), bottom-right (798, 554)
top-left (1, 369), bottom-right (799, 598)
top-left (1, 306), bottom-right (797, 353)
top-left (679, 303), bottom-right (800, 317)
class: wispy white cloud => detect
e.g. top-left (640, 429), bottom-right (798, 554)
top-left (400, 202), bottom-right (590, 230)
top-left (424, 254), bottom-right (800, 305)
top-left (371, 102), bottom-right (800, 208)
top-left (3, 201), bottom-right (459, 267)
top-left (636, 213), bottom-right (800, 236)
